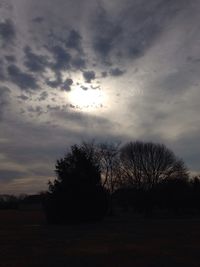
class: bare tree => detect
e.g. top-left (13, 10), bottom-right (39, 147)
top-left (82, 141), bottom-right (121, 193)
top-left (97, 142), bottom-right (121, 194)
top-left (120, 141), bottom-right (188, 190)
top-left (81, 141), bottom-right (122, 215)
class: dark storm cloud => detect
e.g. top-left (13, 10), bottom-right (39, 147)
top-left (45, 73), bottom-right (73, 91)
top-left (46, 105), bottom-right (61, 112)
top-left (109, 68), bottom-right (125, 77)
top-left (0, 60), bottom-right (6, 81)
top-left (7, 64), bottom-right (38, 90)
top-left (38, 91), bottom-right (48, 101)
top-left (17, 94), bottom-right (29, 101)
top-left (0, 19), bottom-right (16, 46)
top-left (61, 78), bottom-right (73, 91)
top-left (71, 57), bottom-right (86, 70)
top-left (91, 5), bottom-right (122, 64)
top-left (46, 72), bottom-right (62, 88)
top-left (90, 0), bottom-right (188, 64)
top-left (23, 46), bottom-right (49, 73)
top-left (123, 0), bottom-right (188, 58)
top-left (83, 70), bottom-right (95, 83)
top-left (47, 43), bottom-right (85, 73)
top-left (4, 55), bottom-right (16, 62)
top-left (50, 45), bottom-right (71, 71)
top-left (0, 86), bottom-right (10, 120)
top-left (65, 29), bottom-right (82, 52)
top-left (42, 34), bottom-right (86, 89)
top-left (27, 105), bottom-right (43, 116)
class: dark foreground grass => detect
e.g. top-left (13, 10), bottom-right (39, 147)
top-left (0, 210), bottom-right (200, 267)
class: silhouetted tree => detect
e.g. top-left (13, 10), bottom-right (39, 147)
top-left (80, 141), bottom-right (121, 193)
top-left (97, 142), bottom-right (121, 214)
top-left (120, 141), bottom-right (188, 190)
top-left (96, 142), bottom-right (121, 192)
top-left (117, 141), bottom-right (189, 215)
top-left (44, 144), bottom-right (108, 224)
top-left (0, 195), bottom-right (19, 209)
top-left (155, 178), bottom-right (191, 214)
top-left (190, 175), bottom-right (200, 213)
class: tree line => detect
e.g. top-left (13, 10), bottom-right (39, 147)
top-left (43, 141), bottom-right (200, 223)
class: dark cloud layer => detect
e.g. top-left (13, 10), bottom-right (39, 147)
top-left (0, 19), bottom-right (16, 46)
top-left (0, 87), bottom-right (10, 120)
top-left (61, 78), bottom-right (73, 91)
top-left (38, 91), bottom-right (48, 101)
top-left (65, 29), bottom-right (82, 53)
top-left (5, 55), bottom-right (16, 63)
top-left (71, 57), bottom-right (86, 70)
top-left (90, 0), bottom-right (188, 64)
top-left (17, 94), bottom-right (29, 101)
top-left (83, 70), bottom-right (95, 83)
top-left (0, 60), bottom-right (6, 81)
top-left (50, 45), bottom-right (71, 71)
top-left (109, 68), bottom-right (125, 77)
top-left (23, 46), bottom-right (48, 73)
top-left (7, 64), bottom-right (38, 90)
top-left (91, 5), bottom-right (122, 64)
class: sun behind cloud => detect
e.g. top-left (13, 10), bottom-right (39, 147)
top-left (67, 87), bottom-right (107, 111)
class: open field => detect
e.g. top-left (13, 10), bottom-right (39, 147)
top-left (0, 210), bottom-right (200, 267)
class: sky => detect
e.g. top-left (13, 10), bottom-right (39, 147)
top-left (0, 0), bottom-right (200, 194)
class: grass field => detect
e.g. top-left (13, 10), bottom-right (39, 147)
top-left (0, 210), bottom-right (200, 267)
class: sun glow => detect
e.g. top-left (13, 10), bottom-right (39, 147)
top-left (68, 87), bottom-right (107, 111)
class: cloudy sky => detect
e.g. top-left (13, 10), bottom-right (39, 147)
top-left (0, 0), bottom-right (200, 194)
